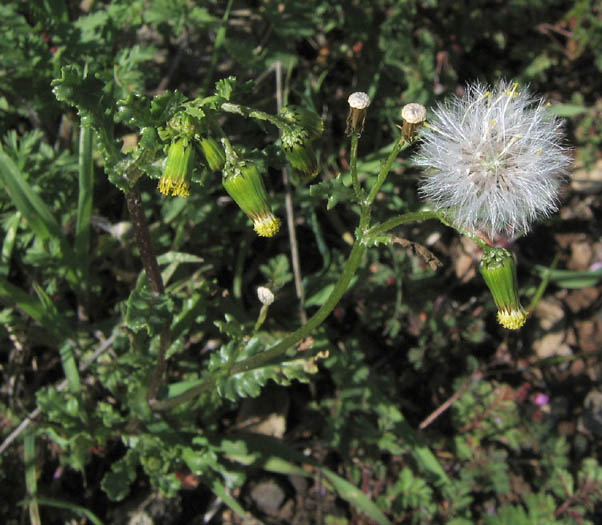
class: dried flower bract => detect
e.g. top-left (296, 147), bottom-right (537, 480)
top-left (401, 103), bottom-right (427, 142)
top-left (346, 92), bottom-right (371, 136)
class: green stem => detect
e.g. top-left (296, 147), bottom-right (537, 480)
top-left (153, 240), bottom-right (367, 410)
top-left (24, 433), bottom-right (41, 525)
top-left (366, 210), bottom-right (442, 238)
top-left (366, 137), bottom-right (410, 205)
top-left (527, 253), bottom-right (560, 313)
top-left (254, 304), bottom-right (270, 332)
top-left (349, 133), bottom-right (364, 200)
top-left (151, 131), bottom-right (434, 411)
top-left (236, 240), bottom-right (366, 372)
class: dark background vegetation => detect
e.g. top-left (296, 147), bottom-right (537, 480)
top-left (1, 1), bottom-right (601, 523)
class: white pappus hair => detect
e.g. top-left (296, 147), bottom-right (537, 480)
top-left (414, 81), bottom-right (572, 239)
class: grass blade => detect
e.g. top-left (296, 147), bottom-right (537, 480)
top-left (20, 496), bottom-right (104, 525)
top-left (201, 0), bottom-right (234, 95)
top-left (321, 467), bottom-right (390, 525)
top-left (0, 150), bottom-right (64, 242)
top-left (32, 282), bottom-right (80, 391)
top-left (223, 434), bottom-right (391, 525)
top-left (210, 477), bottom-right (264, 524)
top-left (532, 264), bottom-right (602, 289)
top-left (0, 149), bottom-right (79, 286)
top-left (0, 277), bottom-right (67, 341)
top-left (0, 277), bottom-right (79, 389)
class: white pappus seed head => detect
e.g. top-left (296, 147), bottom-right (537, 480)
top-left (414, 81), bottom-right (572, 239)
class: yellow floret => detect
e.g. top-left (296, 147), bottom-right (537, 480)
top-left (497, 308), bottom-right (528, 330)
top-left (158, 177), bottom-right (190, 197)
top-left (253, 214), bottom-right (281, 237)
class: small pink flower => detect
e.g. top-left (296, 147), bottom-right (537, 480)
top-left (532, 392), bottom-right (549, 406)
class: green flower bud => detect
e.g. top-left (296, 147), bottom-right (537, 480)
top-left (281, 127), bottom-right (320, 179)
top-left (479, 248), bottom-right (528, 330)
top-left (159, 113), bottom-right (197, 142)
top-left (200, 137), bottom-right (226, 172)
top-left (223, 162), bottom-right (281, 237)
top-left (158, 138), bottom-right (195, 197)
top-left (279, 106), bottom-right (324, 140)
top-left (284, 142), bottom-right (320, 180)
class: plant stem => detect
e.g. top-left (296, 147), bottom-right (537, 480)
top-left (527, 253), bottom-right (560, 313)
top-left (24, 432), bottom-right (41, 525)
top-left (365, 210), bottom-right (442, 238)
top-left (124, 186), bottom-right (170, 405)
top-left (151, 128), bottom-right (434, 411)
top-left (349, 133), bottom-right (363, 200)
top-left (234, 240), bottom-right (366, 372)
top-left (124, 187), bottom-right (164, 296)
top-left (153, 239), bottom-right (367, 410)
top-left (366, 137), bottom-right (410, 205)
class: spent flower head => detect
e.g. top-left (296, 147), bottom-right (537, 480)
top-left (346, 92), bottom-right (371, 136)
top-left (257, 286), bottom-right (275, 306)
top-left (415, 81), bottom-right (572, 239)
top-left (401, 103), bottom-right (427, 142)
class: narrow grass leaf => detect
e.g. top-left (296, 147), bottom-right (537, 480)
top-left (533, 265), bottom-right (602, 289)
top-left (0, 150), bottom-right (79, 286)
top-left (210, 477), bottom-right (264, 524)
top-left (224, 434), bottom-right (391, 525)
top-left (547, 104), bottom-right (588, 117)
top-left (0, 278), bottom-right (67, 342)
top-left (321, 467), bottom-right (390, 525)
top-left (0, 150), bottom-right (64, 241)
top-left (20, 496), bottom-right (104, 525)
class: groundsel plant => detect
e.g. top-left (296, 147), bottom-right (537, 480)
top-left (25, 72), bottom-right (574, 519)
top-left (415, 80), bottom-right (572, 240)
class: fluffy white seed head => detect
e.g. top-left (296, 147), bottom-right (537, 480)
top-left (415, 81), bottom-right (572, 239)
